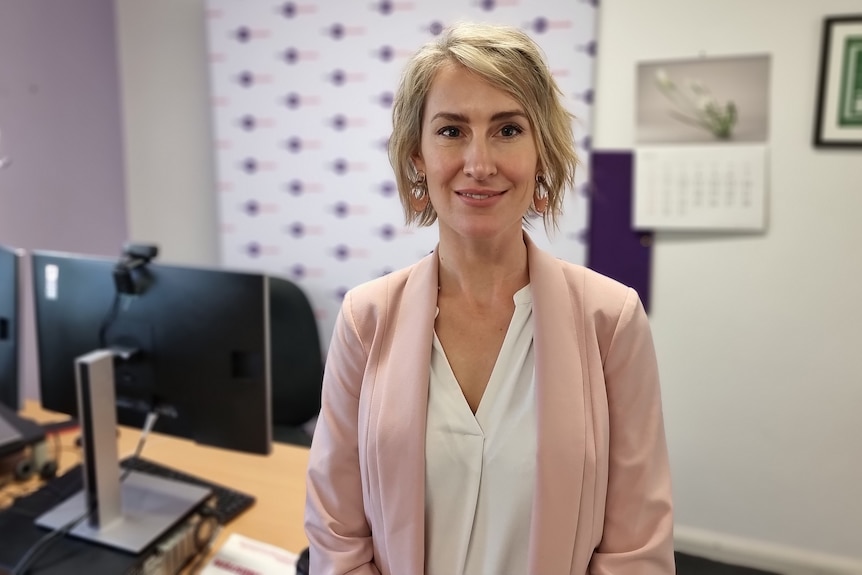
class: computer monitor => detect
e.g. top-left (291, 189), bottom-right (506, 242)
top-left (32, 248), bottom-right (323, 454)
top-left (29, 247), bottom-right (323, 552)
top-left (0, 244), bottom-right (22, 410)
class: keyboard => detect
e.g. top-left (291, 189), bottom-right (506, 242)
top-left (119, 456), bottom-right (256, 525)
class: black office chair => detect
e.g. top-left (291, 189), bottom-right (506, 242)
top-left (296, 546), bottom-right (309, 575)
top-left (268, 278), bottom-right (323, 447)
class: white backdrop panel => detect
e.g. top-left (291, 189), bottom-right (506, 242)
top-left (206, 0), bottom-right (597, 348)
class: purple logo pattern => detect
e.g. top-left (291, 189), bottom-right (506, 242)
top-left (208, 1), bottom-right (597, 349)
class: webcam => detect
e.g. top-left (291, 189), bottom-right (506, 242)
top-left (122, 243), bottom-right (158, 264)
top-left (114, 243), bottom-right (159, 295)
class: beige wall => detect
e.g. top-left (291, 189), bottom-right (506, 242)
top-left (115, 0), bottom-right (218, 267)
top-left (594, 0), bottom-right (862, 572)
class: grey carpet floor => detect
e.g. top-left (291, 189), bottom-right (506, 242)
top-left (676, 552), bottom-right (780, 574)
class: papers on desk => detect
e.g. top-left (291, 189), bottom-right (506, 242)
top-left (201, 533), bottom-right (298, 575)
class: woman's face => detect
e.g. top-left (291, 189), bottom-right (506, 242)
top-left (412, 62), bottom-right (539, 244)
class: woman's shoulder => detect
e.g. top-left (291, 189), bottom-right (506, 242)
top-left (548, 259), bottom-right (649, 351)
top-left (527, 234), bottom-right (636, 313)
top-left (548, 257), bottom-right (635, 309)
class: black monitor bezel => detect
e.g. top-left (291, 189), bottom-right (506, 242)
top-left (31, 249), bottom-right (273, 455)
top-left (0, 244), bottom-right (21, 410)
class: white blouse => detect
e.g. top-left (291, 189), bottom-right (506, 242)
top-left (425, 285), bottom-right (537, 575)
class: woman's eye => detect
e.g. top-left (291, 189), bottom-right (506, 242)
top-left (500, 124), bottom-right (523, 137)
top-left (438, 127), bottom-right (461, 138)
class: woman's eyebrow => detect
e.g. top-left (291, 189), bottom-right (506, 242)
top-left (429, 110), bottom-right (527, 123)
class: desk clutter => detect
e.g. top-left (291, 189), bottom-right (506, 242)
top-left (0, 456), bottom-right (257, 574)
top-left (0, 405), bottom-right (57, 490)
top-left (0, 399), bottom-right (314, 575)
top-left (1, 239), bottom-right (318, 572)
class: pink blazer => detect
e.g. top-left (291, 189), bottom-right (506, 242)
top-left (305, 234), bottom-right (675, 575)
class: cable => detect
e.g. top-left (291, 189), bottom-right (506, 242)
top-left (10, 409), bottom-right (160, 575)
top-left (10, 507), bottom-right (89, 575)
top-left (121, 410), bottom-right (160, 481)
top-left (97, 293), bottom-right (122, 349)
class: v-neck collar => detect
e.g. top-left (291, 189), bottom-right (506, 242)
top-left (432, 284), bottom-right (533, 425)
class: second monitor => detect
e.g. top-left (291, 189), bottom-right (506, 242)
top-left (0, 244), bottom-right (22, 410)
top-left (31, 249), bottom-right (323, 455)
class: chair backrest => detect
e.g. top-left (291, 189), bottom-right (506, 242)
top-left (268, 276), bottom-right (323, 427)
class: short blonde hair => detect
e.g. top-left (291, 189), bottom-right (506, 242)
top-left (388, 22), bottom-right (578, 230)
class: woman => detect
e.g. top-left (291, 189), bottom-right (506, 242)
top-left (305, 22), bottom-right (674, 575)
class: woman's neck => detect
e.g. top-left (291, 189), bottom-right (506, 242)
top-left (436, 232), bottom-right (529, 307)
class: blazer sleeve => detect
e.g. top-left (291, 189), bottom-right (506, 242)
top-left (590, 288), bottom-right (675, 575)
top-left (305, 294), bottom-right (381, 575)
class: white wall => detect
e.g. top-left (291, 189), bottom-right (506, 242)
top-left (117, 0), bottom-right (862, 571)
top-left (595, 0), bottom-right (862, 571)
top-left (115, 0), bottom-right (218, 267)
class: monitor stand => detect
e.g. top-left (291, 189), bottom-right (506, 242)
top-left (35, 349), bottom-right (211, 554)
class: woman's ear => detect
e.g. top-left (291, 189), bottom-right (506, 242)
top-left (411, 153), bottom-right (425, 174)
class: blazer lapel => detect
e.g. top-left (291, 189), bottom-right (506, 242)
top-left (526, 235), bottom-right (587, 574)
top-left (372, 251), bottom-right (439, 574)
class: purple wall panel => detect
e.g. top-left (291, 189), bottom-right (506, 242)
top-left (586, 150), bottom-right (653, 312)
top-left (0, 0), bottom-right (128, 400)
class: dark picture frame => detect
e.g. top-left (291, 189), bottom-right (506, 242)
top-left (813, 15), bottom-right (862, 148)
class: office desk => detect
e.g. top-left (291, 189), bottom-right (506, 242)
top-left (13, 400), bottom-right (310, 566)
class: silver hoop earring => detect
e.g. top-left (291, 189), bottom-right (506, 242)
top-left (411, 171), bottom-right (427, 200)
top-left (535, 173), bottom-right (548, 200)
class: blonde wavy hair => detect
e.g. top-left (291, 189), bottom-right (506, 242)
top-left (388, 22), bottom-right (579, 230)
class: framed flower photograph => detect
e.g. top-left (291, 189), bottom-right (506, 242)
top-left (813, 15), bottom-right (862, 148)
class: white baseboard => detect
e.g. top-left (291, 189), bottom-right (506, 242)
top-left (674, 525), bottom-right (862, 575)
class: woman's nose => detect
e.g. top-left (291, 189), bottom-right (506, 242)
top-left (463, 138), bottom-right (496, 180)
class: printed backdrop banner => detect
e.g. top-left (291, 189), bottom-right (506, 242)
top-left (206, 0), bottom-right (597, 349)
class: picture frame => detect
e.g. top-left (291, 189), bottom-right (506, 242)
top-left (813, 14), bottom-right (862, 148)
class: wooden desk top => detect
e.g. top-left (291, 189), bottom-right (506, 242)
top-left (17, 400), bottom-right (311, 560)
